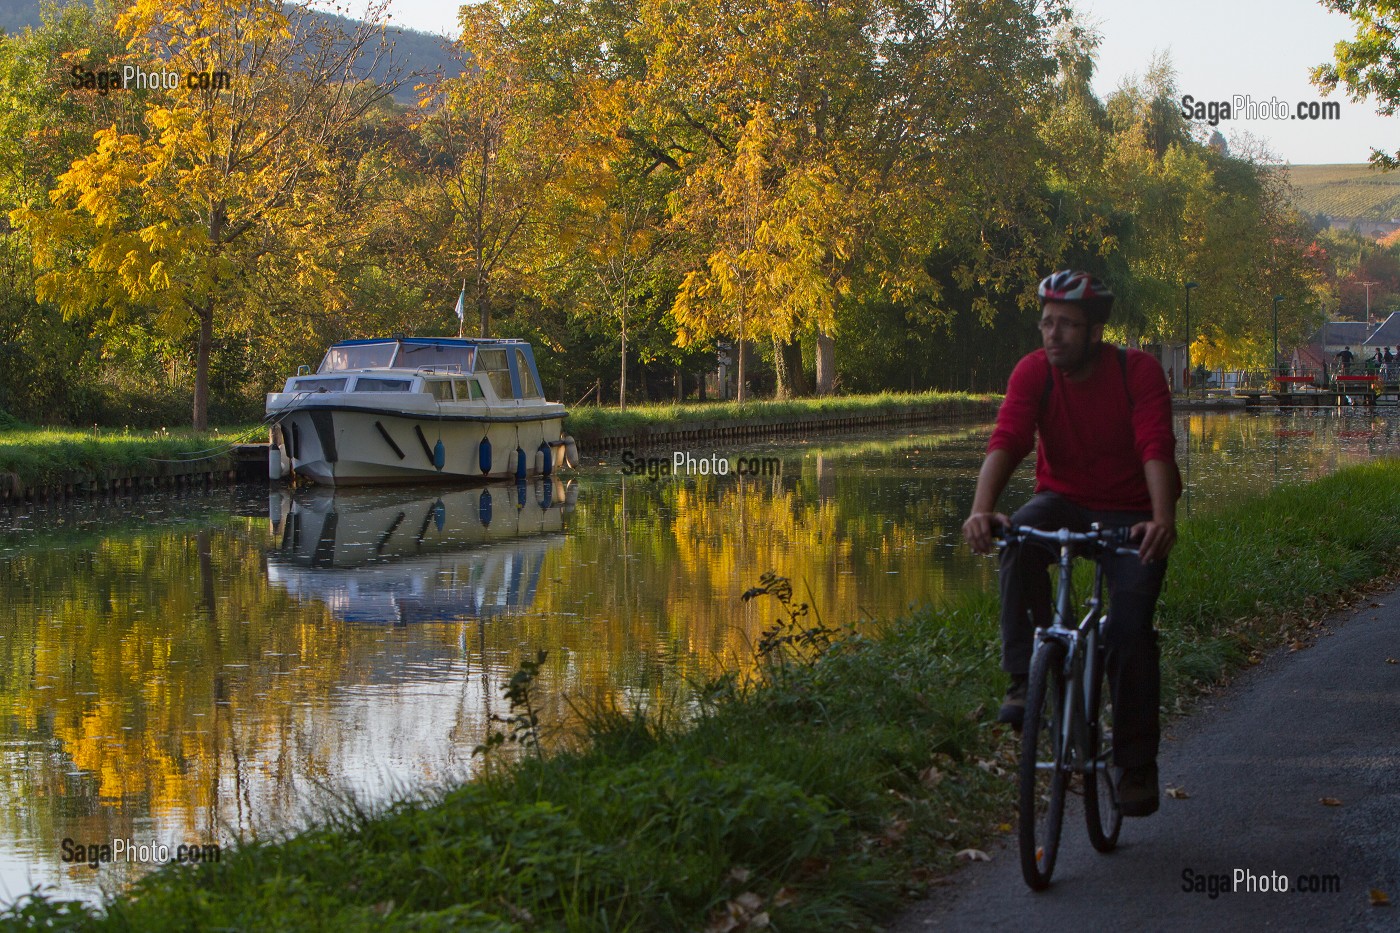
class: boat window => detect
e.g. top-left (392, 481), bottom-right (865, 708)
top-left (319, 344), bottom-right (395, 371)
top-left (294, 377), bottom-right (347, 393)
top-left (454, 378), bottom-right (485, 400)
top-left (475, 348), bottom-right (515, 399)
top-left (397, 342), bottom-right (474, 372)
top-left (428, 380), bottom-right (454, 401)
top-left (353, 377), bottom-right (412, 392)
top-left (513, 348), bottom-right (542, 399)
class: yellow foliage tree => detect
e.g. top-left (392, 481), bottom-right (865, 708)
top-left (14, 0), bottom-right (399, 428)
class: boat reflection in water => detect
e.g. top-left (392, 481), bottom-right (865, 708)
top-left (266, 478), bottom-right (576, 624)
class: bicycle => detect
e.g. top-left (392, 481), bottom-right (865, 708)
top-left (996, 523), bottom-right (1139, 891)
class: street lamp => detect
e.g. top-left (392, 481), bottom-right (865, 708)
top-left (1272, 295), bottom-right (1284, 376)
top-left (1184, 282), bottom-right (1199, 396)
top-left (1358, 281), bottom-right (1378, 328)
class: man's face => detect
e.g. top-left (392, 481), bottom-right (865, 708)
top-left (1039, 301), bottom-right (1102, 376)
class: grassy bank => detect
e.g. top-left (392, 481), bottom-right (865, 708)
top-left (8, 460), bottom-right (1400, 931)
top-left (563, 391), bottom-right (999, 443)
top-left (0, 423), bottom-right (260, 493)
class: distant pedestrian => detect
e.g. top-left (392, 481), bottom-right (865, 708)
top-left (1336, 347), bottom-right (1354, 372)
top-left (1386, 347), bottom-right (1395, 365)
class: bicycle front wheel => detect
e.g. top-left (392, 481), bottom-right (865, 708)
top-left (1019, 638), bottom-right (1067, 891)
top-left (1083, 648), bottom-right (1122, 852)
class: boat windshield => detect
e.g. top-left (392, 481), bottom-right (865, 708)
top-left (397, 342), bottom-right (474, 372)
top-left (319, 343), bottom-right (396, 372)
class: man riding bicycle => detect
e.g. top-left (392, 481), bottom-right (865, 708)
top-left (962, 270), bottom-right (1180, 817)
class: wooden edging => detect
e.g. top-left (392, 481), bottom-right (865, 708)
top-left (0, 456), bottom-right (242, 506)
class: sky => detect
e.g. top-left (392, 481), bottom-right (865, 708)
top-left (369, 0), bottom-right (1395, 166)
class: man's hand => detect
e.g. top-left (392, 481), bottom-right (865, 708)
top-left (1130, 518), bottom-right (1176, 564)
top-left (962, 510), bottom-right (1010, 555)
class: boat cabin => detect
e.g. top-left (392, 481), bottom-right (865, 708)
top-left (284, 338), bottom-right (547, 403)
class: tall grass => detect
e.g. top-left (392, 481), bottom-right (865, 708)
top-left (563, 391), bottom-right (998, 439)
top-left (7, 460), bottom-right (1400, 931)
top-left (0, 424), bottom-right (261, 488)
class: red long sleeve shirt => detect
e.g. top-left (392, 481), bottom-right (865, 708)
top-left (987, 344), bottom-right (1179, 512)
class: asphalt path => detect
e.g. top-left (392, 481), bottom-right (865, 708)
top-left (890, 580), bottom-right (1400, 932)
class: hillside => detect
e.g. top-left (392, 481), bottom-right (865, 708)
top-left (1285, 163), bottom-right (1400, 222)
top-left (0, 0), bottom-right (461, 105)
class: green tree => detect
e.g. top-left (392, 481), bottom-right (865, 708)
top-left (1313, 0), bottom-right (1400, 169)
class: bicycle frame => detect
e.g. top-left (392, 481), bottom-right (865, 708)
top-left (1032, 529), bottom-right (1109, 786)
top-left (1003, 523), bottom-right (1136, 889)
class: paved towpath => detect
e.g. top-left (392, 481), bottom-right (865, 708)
top-left (890, 580), bottom-right (1400, 932)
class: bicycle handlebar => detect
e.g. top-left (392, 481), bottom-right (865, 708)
top-left (994, 523), bottom-right (1140, 557)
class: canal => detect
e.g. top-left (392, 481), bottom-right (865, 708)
top-left (0, 408), bottom-right (1396, 903)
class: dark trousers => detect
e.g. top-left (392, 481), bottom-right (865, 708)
top-left (999, 492), bottom-right (1165, 769)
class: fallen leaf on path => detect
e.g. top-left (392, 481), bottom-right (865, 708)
top-left (1387, 658), bottom-right (1398, 665)
top-left (919, 765), bottom-right (944, 786)
top-left (1370, 888), bottom-right (1391, 907)
top-left (954, 848), bottom-right (991, 862)
top-left (1289, 640), bottom-right (1311, 651)
top-left (735, 892), bottom-right (764, 912)
top-left (728, 867), bottom-right (752, 884)
top-left (997, 822), bottom-right (1013, 833)
top-left (1166, 786), bottom-right (1189, 799)
top-left (882, 819), bottom-right (909, 844)
top-left (1320, 797), bottom-right (1342, 807)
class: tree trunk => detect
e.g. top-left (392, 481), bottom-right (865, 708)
top-left (772, 336), bottom-right (790, 400)
top-left (815, 331), bottom-right (835, 395)
top-left (736, 338), bottom-right (747, 404)
top-left (619, 322), bottom-right (627, 411)
top-left (192, 297), bottom-right (213, 431)
top-left (782, 338), bottom-right (807, 396)
top-left (674, 366), bottom-right (683, 401)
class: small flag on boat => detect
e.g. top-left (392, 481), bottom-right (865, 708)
top-left (453, 283), bottom-right (466, 323)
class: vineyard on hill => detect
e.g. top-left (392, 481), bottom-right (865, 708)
top-left (1285, 164), bottom-right (1400, 221)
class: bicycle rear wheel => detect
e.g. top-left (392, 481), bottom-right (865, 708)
top-left (1083, 637), bottom-right (1122, 851)
top-left (1019, 637), bottom-right (1067, 891)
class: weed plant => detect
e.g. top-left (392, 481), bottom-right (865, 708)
top-left (6, 460), bottom-right (1400, 930)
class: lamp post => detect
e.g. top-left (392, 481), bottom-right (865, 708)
top-left (1184, 282), bottom-right (1199, 396)
top-left (1358, 281), bottom-right (1377, 327)
top-left (1272, 295), bottom-right (1284, 376)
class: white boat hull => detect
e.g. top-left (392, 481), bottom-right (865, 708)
top-left (270, 402), bottom-right (566, 486)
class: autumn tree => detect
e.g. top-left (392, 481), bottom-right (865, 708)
top-left (15, 0), bottom-right (400, 429)
top-left (393, 5), bottom-right (569, 341)
top-left (646, 0), bottom-right (1067, 395)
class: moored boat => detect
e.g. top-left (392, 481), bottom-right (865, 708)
top-left (266, 337), bottom-right (575, 485)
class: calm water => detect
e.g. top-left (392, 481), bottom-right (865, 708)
top-left (0, 408), bottom-right (1396, 903)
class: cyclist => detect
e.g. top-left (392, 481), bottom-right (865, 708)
top-left (961, 270), bottom-right (1180, 817)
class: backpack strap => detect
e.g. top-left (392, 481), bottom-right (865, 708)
top-left (1040, 345), bottom-right (1134, 412)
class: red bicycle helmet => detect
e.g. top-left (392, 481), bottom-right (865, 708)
top-left (1037, 270), bottom-right (1114, 323)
